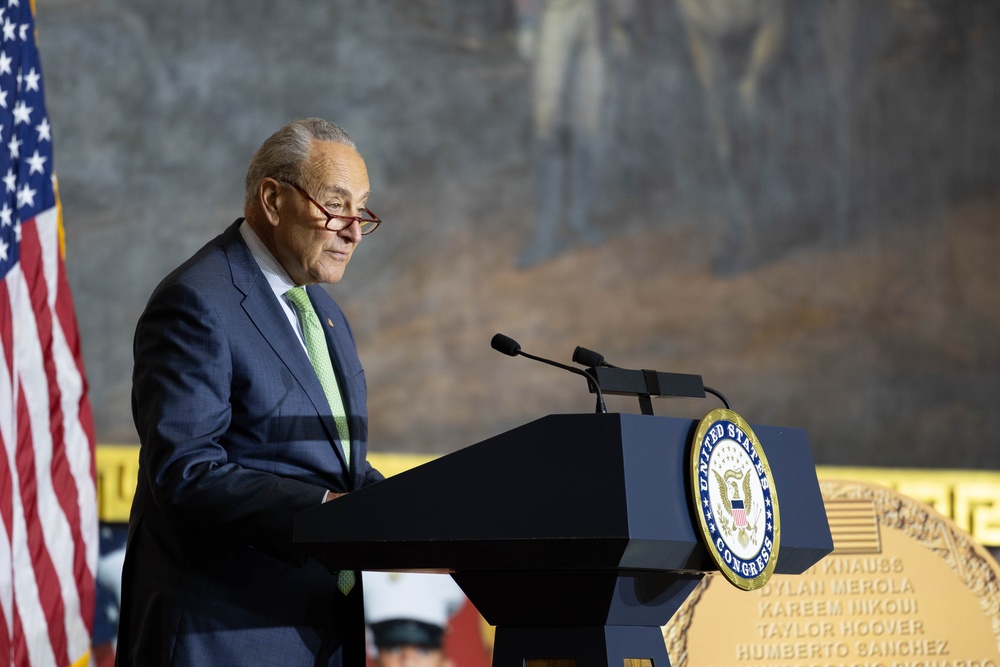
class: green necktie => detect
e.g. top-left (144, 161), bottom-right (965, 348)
top-left (284, 287), bottom-right (351, 457)
top-left (285, 286), bottom-right (356, 595)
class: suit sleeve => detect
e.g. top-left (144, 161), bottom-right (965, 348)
top-left (132, 280), bottom-right (325, 558)
top-left (358, 462), bottom-right (385, 487)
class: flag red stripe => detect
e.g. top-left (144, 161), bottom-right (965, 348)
top-left (0, 280), bottom-right (12, 664)
top-left (20, 220), bottom-right (75, 665)
top-left (54, 235), bottom-right (99, 633)
top-left (0, 279), bottom-right (12, 388)
top-left (0, 595), bottom-right (9, 665)
top-left (15, 385), bottom-right (70, 666)
top-left (0, 282), bottom-right (12, 547)
top-left (21, 219), bottom-right (96, 637)
top-left (0, 427), bottom-right (12, 664)
top-left (12, 599), bottom-right (25, 666)
top-left (54, 234), bottom-right (96, 448)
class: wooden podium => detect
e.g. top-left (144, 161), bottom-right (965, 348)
top-left (294, 413), bottom-right (833, 666)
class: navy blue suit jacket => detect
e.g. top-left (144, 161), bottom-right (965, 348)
top-left (117, 220), bottom-right (383, 666)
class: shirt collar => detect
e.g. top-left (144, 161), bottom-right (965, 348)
top-left (239, 219), bottom-right (298, 300)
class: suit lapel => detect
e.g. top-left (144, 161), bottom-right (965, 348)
top-left (223, 222), bottom-right (350, 473)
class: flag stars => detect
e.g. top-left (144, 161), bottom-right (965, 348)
top-left (0, 202), bottom-right (11, 226)
top-left (7, 133), bottom-right (20, 158)
top-left (2, 18), bottom-right (15, 42)
top-left (22, 67), bottom-right (39, 92)
top-left (16, 182), bottom-right (35, 208)
top-left (0, 51), bottom-right (10, 75)
top-left (0, 88), bottom-right (7, 109)
top-left (3, 168), bottom-right (15, 192)
top-left (0, 237), bottom-right (8, 262)
top-left (35, 117), bottom-right (50, 142)
top-left (12, 99), bottom-right (31, 124)
top-left (26, 149), bottom-right (46, 175)
top-left (18, 23), bottom-right (28, 42)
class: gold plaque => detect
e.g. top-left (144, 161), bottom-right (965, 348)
top-left (664, 480), bottom-right (1000, 666)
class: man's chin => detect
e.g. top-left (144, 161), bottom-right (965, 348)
top-left (309, 265), bottom-right (348, 285)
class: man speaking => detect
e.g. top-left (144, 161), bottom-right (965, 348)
top-left (116, 118), bottom-right (385, 666)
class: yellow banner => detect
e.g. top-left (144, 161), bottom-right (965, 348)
top-left (95, 445), bottom-right (1000, 546)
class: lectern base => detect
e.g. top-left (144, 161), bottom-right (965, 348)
top-left (492, 625), bottom-right (669, 667)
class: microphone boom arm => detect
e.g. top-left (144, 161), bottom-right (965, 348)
top-left (518, 351), bottom-right (608, 415)
top-left (491, 333), bottom-right (607, 414)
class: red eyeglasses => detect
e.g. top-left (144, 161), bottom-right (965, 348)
top-left (281, 180), bottom-right (381, 235)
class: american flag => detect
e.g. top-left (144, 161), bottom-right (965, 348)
top-left (0, 1), bottom-right (98, 665)
top-left (731, 498), bottom-right (747, 528)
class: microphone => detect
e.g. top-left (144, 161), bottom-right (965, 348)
top-left (491, 333), bottom-right (607, 414)
top-left (571, 344), bottom-right (732, 411)
top-left (572, 345), bottom-right (617, 369)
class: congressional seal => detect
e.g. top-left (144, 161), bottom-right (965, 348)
top-left (690, 408), bottom-right (780, 591)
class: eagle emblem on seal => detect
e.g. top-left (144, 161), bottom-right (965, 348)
top-left (713, 468), bottom-right (755, 548)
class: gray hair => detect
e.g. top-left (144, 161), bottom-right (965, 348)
top-left (244, 118), bottom-right (356, 206)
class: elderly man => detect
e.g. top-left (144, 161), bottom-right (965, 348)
top-left (116, 118), bottom-right (385, 666)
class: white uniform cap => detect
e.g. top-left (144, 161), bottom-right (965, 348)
top-left (363, 571), bottom-right (466, 628)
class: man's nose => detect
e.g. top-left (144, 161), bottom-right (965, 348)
top-left (339, 216), bottom-right (363, 243)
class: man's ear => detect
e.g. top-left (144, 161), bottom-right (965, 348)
top-left (259, 178), bottom-right (282, 226)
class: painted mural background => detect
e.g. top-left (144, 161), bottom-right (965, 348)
top-left (37, 0), bottom-right (1000, 469)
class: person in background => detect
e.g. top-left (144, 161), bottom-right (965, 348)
top-left (363, 572), bottom-right (467, 667)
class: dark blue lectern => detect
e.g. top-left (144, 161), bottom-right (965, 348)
top-left (294, 413), bottom-right (833, 666)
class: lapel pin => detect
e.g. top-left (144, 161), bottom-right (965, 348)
top-left (327, 318), bottom-right (334, 328)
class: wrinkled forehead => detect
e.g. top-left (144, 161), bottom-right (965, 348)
top-left (304, 140), bottom-right (370, 200)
